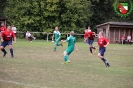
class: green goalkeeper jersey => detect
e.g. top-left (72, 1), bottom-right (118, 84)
top-left (53, 31), bottom-right (61, 41)
top-left (66, 36), bottom-right (76, 48)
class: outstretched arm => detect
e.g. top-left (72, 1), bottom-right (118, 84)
top-left (74, 44), bottom-right (78, 50)
top-left (14, 37), bottom-right (16, 44)
top-left (52, 35), bottom-right (54, 41)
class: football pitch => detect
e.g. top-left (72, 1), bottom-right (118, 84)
top-left (0, 40), bottom-right (133, 88)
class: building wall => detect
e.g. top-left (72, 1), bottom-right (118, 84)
top-left (109, 27), bottom-right (133, 43)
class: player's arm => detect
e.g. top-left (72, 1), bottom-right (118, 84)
top-left (74, 43), bottom-right (78, 50)
top-left (52, 35), bottom-right (54, 41)
top-left (1, 33), bottom-right (4, 42)
top-left (14, 36), bottom-right (16, 44)
top-left (84, 34), bottom-right (87, 42)
top-left (104, 39), bottom-right (109, 47)
top-left (1, 36), bottom-right (4, 42)
top-left (13, 32), bottom-right (16, 44)
top-left (104, 42), bottom-right (109, 47)
top-left (93, 32), bottom-right (96, 37)
top-left (61, 40), bottom-right (66, 43)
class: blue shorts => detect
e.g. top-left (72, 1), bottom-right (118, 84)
top-left (99, 47), bottom-right (106, 56)
top-left (87, 39), bottom-right (94, 45)
top-left (1, 40), bottom-right (12, 48)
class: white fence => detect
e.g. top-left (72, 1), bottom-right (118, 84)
top-left (17, 31), bottom-right (98, 42)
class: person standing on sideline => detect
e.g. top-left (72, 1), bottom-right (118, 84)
top-left (52, 26), bottom-right (63, 51)
top-left (96, 31), bottom-right (110, 67)
top-left (0, 25), bottom-right (16, 58)
top-left (11, 25), bottom-right (17, 41)
top-left (26, 31), bottom-right (35, 42)
top-left (61, 31), bottom-right (78, 64)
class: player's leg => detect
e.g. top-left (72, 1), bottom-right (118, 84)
top-left (98, 47), bottom-right (110, 67)
top-left (0, 42), bottom-right (7, 57)
top-left (88, 40), bottom-right (93, 54)
top-left (89, 40), bottom-right (96, 53)
top-left (8, 41), bottom-right (14, 58)
top-left (63, 51), bottom-right (68, 62)
top-left (63, 48), bottom-right (73, 64)
top-left (54, 40), bottom-right (57, 51)
top-left (56, 40), bottom-right (61, 46)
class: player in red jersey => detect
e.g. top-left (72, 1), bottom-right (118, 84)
top-left (0, 25), bottom-right (16, 58)
top-left (96, 31), bottom-right (110, 67)
top-left (84, 27), bottom-right (96, 54)
top-left (0, 22), bottom-right (7, 32)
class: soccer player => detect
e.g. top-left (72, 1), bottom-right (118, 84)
top-left (84, 27), bottom-right (96, 54)
top-left (0, 22), bottom-right (7, 32)
top-left (0, 22), bottom-right (7, 36)
top-left (0, 25), bottom-right (16, 58)
top-left (52, 26), bottom-right (63, 51)
top-left (96, 31), bottom-right (110, 67)
top-left (61, 31), bottom-right (78, 64)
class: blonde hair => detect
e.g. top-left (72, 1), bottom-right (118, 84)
top-left (99, 31), bottom-right (104, 36)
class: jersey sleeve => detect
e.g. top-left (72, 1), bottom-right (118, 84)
top-left (104, 38), bottom-right (109, 44)
top-left (66, 37), bottom-right (70, 42)
top-left (12, 32), bottom-right (16, 37)
top-left (4, 26), bottom-right (7, 31)
top-left (1, 32), bottom-right (5, 37)
top-left (84, 33), bottom-right (88, 39)
top-left (58, 31), bottom-right (61, 36)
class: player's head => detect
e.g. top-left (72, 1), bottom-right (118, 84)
top-left (70, 31), bottom-right (74, 36)
top-left (87, 26), bottom-right (91, 32)
top-left (84, 29), bottom-right (88, 33)
top-left (7, 25), bottom-right (11, 31)
top-left (99, 31), bottom-right (104, 37)
top-left (1, 22), bottom-right (4, 26)
top-left (55, 26), bottom-right (58, 31)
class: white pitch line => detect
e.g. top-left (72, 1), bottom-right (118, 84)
top-left (0, 79), bottom-right (48, 88)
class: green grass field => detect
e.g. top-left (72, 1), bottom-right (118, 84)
top-left (0, 40), bottom-right (133, 88)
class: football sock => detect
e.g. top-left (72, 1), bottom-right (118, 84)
top-left (54, 46), bottom-right (56, 51)
top-left (101, 58), bottom-right (107, 63)
top-left (64, 55), bottom-right (68, 62)
top-left (10, 48), bottom-right (14, 57)
top-left (57, 44), bottom-right (61, 46)
top-left (92, 46), bottom-right (96, 49)
top-left (1, 48), bottom-right (6, 53)
top-left (90, 48), bottom-right (92, 53)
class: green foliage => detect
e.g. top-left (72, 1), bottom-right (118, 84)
top-left (1, 0), bottom-right (133, 35)
top-left (4, 0), bottom-right (91, 34)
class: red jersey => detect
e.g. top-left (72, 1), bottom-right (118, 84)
top-left (0, 26), bottom-right (7, 32)
top-left (98, 37), bottom-right (109, 47)
top-left (88, 32), bottom-right (95, 40)
top-left (84, 32), bottom-right (88, 39)
top-left (120, 35), bottom-right (125, 40)
top-left (1, 30), bottom-right (16, 41)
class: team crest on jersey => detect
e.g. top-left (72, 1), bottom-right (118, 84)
top-left (113, 0), bottom-right (133, 17)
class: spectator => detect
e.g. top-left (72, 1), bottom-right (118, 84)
top-left (127, 34), bottom-right (131, 44)
top-left (120, 33), bottom-right (126, 44)
top-left (11, 25), bottom-right (17, 41)
top-left (26, 31), bottom-right (36, 42)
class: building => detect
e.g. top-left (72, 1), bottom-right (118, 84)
top-left (96, 22), bottom-right (133, 43)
